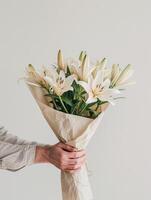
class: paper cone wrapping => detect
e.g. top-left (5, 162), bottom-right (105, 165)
top-left (27, 83), bottom-right (104, 200)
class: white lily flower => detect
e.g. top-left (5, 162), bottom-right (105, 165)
top-left (65, 51), bottom-right (86, 74)
top-left (26, 64), bottom-right (46, 85)
top-left (78, 71), bottom-right (120, 104)
top-left (64, 58), bottom-right (80, 75)
top-left (110, 64), bottom-right (121, 85)
top-left (40, 65), bottom-right (56, 77)
top-left (72, 55), bottom-right (95, 82)
top-left (44, 70), bottom-right (74, 96)
top-left (111, 64), bottom-right (135, 88)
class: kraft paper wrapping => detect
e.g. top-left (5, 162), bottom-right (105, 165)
top-left (27, 83), bottom-right (104, 200)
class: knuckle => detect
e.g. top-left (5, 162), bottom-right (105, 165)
top-left (71, 165), bottom-right (75, 170)
top-left (66, 145), bottom-right (70, 150)
top-left (76, 164), bottom-right (80, 168)
top-left (73, 165), bottom-right (78, 169)
top-left (74, 152), bottom-right (78, 158)
top-left (75, 160), bottom-right (79, 165)
top-left (72, 152), bottom-right (75, 158)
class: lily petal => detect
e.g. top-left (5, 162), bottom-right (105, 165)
top-left (78, 81), bottom-right (91, 93)
top-left (65, 75), bottom-right (74, 86)
top-left (86, 97), bottom-right (97, 104)
top-left (115, 64), bottom-right (134, 85)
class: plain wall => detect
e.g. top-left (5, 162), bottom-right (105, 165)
top-left (0, 0), bottom-right (151, 199)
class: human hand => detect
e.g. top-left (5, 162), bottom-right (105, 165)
top-left (35, 142), bottom-right (86, 173)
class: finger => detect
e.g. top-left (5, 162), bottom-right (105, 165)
top-left (59, 143), bottom-right (77, 152)
top-left (61, 157), bottom-right (86, 170)
top-left (65, 164), bottom-right (82, 171)
top-left (68, 150), bottom-right (86, 159)
top-left (59, 155), bottom-right (85, 166)
top-left (62, 157), bottom-right (86, 170)
top-left (67, 156), bottom-right (86, 165)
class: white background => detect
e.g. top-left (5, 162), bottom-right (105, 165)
top-left (0, 0), bottom-right (151, 199)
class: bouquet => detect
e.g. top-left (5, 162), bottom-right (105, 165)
top-left (24, 50), bottom-right (134, 200)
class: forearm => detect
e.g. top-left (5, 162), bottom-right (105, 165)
top-left (0, 125), bottom-right (46, 171)
top-left (0, 141), bottom-right (37, 171)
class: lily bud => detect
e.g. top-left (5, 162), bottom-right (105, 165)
top-left (28, 64), bottom-right (35, 72)
top-left (79, 51), bottom-right (86, 62)
top-left (26, 64), bottom-right (36, 78)
top-left (81, 55), bottom-right (90, 81)
top-left (57, 49), bottom-right (65, 70)
top-left (99, 58), bottom-right (107, 70)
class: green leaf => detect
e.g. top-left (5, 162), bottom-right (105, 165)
top-left (88, 108), bottom-right (100, 118)
top-left (87, 101), bottom-right (98, 108)
top-left (61, 95), bottom-right (73, 107)
top-left (71, 101), bottom-right (79, 114)
top-left (66, 65), bottom-right (71, 77)
top-left (100, 101), bottom-right (108, 105)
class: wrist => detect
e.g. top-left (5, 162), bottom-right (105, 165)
top-left (34, 145), bottom-right (49, 164)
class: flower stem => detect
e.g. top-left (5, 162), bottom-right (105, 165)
top-left (71, 102), bottom-right (79, 114)
top-left (59, 96), bottom-right (69, 113)
top-left (76, 97), bottom-right (85, 113)
top-left (79, 103), bottom-right (87, 114)
top-left (42, 86), bottom-right (58, 110)
top-left (95, 101), bottom-right (100, 111)
top-left (51, 96), bottom-right (58, 110)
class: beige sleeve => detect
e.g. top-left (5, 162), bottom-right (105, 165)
top-left (0, 126), bottom-right (37, 171)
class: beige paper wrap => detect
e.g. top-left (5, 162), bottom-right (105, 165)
top-left (27, 83), bottom-right (104, 200)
